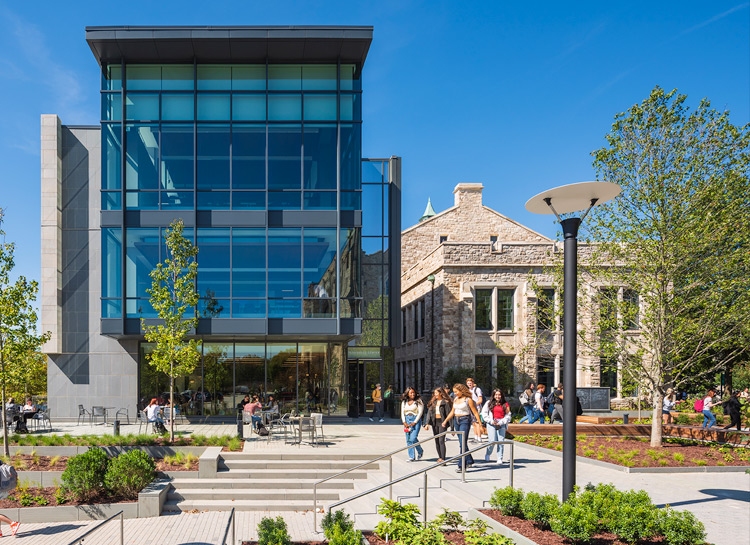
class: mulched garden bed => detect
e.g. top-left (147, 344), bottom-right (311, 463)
top-left (514, 435), bottom-right (750, 467)
top-left (363, 530), bottom-right (469, 544)
top-left (242, 542), bottom-right (327, 545)
top-left (480, 510), bottom-right (666, 545)
top-left (0, 486), bottom-right (136, 508)
top-left (5, 454), bottom-right (198, 472)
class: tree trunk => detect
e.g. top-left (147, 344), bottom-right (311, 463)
top-left (650, 389), bottom-right (663, 447)
top-left (1, 354), bottom-right (8, 457)
top-left (170, 361), bottom-right (175, 443)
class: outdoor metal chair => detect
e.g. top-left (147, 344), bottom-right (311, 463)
top-left (136, 409), bottom-right (149, 434)
top-left (298, 416), bottom-right (316, 446)
top-left (33, 408), bottom-right (51, 432)
top-left (310, 412), bottom-right (325, 443)
top-left (91, 406), bottom-right (106, 425)
top-left (77, 404), bottom-right (91, 425)
top-left (114, 407), bottom-right (130, 424)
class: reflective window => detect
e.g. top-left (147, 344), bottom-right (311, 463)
top-left (268, 65), bottom-right (301, 90)
top-left (126, 228), bottom-right (160, 298)
top-left (102, 227), bottom-right (122, 299)
top-left (197, 191), bottom-right (230, 210)
top-left (234, 343), bottom-right (266, 399)
top-left (268, 298), bottom-right (302, 318)
top-left (102, 93), bottom-right (122, 121)
top-left (268, 95), bottom-right (302, 121)
top-left (497, 289), bottom-right (514, 330)
top-left (232, 65), bottom-right (266, 91)
top-left (161, 65), bottom-right (194, 90)
top-left (233, 125), bottom-right (266, 189)
top-left (125, 94), bottom-right (159, 120)
top-left (197, 65), bottom-right (231, 91)
top-left (161, 94), bottom-right (194, 121)
top-left (303, 229), bottom-right (337, 300)
top-left (303, 125), bottom-right (337, 190)
top-left (232, 191), bottom-right (265, 209)
top-left (268, 228), bottom-right (301, 298)
top-left (340, 124), bottom-right (361, 190)
top-left (232, 95), bottom-right (266, 121)
top-left (197, 94), bottom-right (230, 120)
top-left (232, 299), bottom-right (266, 318)
top-left (340, 94), bottom-right (360, 122)
top-left (125, 124), bottom-right (159, 190)
top-left (202, 343), bottom-right (233, 415)
top-left (103, 64), bottom-right (122, 91)
top-left (340, 228), bottom-right (361, 301)
top-left (160, 125), bottom-right (194, 190)
top-left (302, 65), bottom-right (337, 90)
top-left (102, 124), bottom-right (121, 190)
top-left (233, 228), bottom-right (266, 298)
top-left (268, 191), bottom-right (301, 210)
top-left (197, 125), bottom-right (230, 189)
top-left (102, 192), bottom-right (121, 210)
top-left (197, 228), bottom-right (231, 299)
top-left (267, 344), bottom-right (298, 410)
top-left (475, 289), bottom-right (492, 330)
top-left (268, 125), bottom-right (301, 190)
top-left (341, 191), bottom-right (361, 210)
top-left (340, 64), bottom-right (361, 91)
top-left (362, 184), bottom-right (383, 236)
top-left (126, 65), bottom-right (161, 90)
top-left (160, 191), bottom-right (193, 210)
top-left (303, 95), bottom-right (336, 121)
top-left (126, 191), bottom-right (159, 210)
top-left (303, 191), bottom-right (336, 209)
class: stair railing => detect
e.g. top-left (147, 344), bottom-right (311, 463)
top-left (313, 430), bottom-right (464, 530)
top-left (66, 510), bottom-right (124, 545)
top-left (323, 440), bottom-right (514, 529)
top-left (219, 507), bottom-right (236, 545)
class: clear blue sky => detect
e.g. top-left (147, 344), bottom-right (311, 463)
top-left (1, 0), bottom-right (748, 285)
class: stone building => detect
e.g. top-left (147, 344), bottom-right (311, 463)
top-left (395, 183), bottom-right (632, 399)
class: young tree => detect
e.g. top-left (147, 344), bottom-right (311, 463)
top-left (586, 87), bottom-right (750, 446)
top-left (142, 220), bottom-right (201, 441)
top-left (0, 211), bottom-right (50, 456)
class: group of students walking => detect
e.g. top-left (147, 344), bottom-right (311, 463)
top-left (399, 379), bottom-right (511, 472)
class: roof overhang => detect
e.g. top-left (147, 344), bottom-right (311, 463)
top-left (85, 26), bottom-right (373, 70)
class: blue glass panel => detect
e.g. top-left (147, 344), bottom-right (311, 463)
top-left (161, 125), bottom-right (194, 190)
top-left (303, 299), bottom-right (336, 318)
top-left (126, 65), bottom-right (161, 90)
top-left (340, 124), bottom-right (361, 190)
top-left (232, 299), bottom-right (266, 318)
top-left (362, 237), bottom-right (383, 257)
top-left (197, 94), bottom-right (230, 120)
top-left (102, 93), bottom-right (122, 121)
top-left (162, 65), bottom-right (194, 90)
top-left (268, 65), bottom-right (301, 91)
top-left (233, 125), bottom-right (266, 189)
top-left (268, 228), bottom-right (301, 297)
top-left (268, 125), bottom-right (301, 190)
top-left (102, 299), bottom-right (122, 318)
top-left (197, 228), bottom-right (231, 299)
top-left (232, 95), bottom-right (265, 121)
top-left (199, 298), bottom-right (229, 318)
top-left (125, 191), bottom-right (159, 209)
top-left (303, 228), bottom-right (337, 299)
top-left (197, 65), bottom-right (231, 90)
top-left (362, 161), bottom-right (383, 183)
top-left (197, 124), bottom-right (230, 189)
top-left (197, 191), bottom-right (230, 209)
top-left (303, 191), bottom-right (336, 209)
top-left (340, 94), bottom-right (361, 122)
top-left (103, 65), bottom-right (122, 91)
top-left (161, 191), bottom-right (194, 209)
top-left (268, 191), bottom-right (301, 210)
top-left (102, 191), bottom-right (121, 210)
top-left (233, 228), bottom-right (266, 298)
top-left (102, 123), bottom-right (121, 190)
top-left (340, 228), bottom-right (360, 299)
top-left (362, 184), bottom-right (384, 236)
top-left (302, 65), bottom-right (337, 90)
top-left (232, 65), bottom-right (266, 91)
top-left (340, 191), bottom-right (361, 210)
top-left (102, 228), bottom-right (122, 299)
top-left (125, 124), bottom-right (159, 190)
top-left (232, 192), bottom-right (265, 210)
top-left (162, 94), bottom-right (194, 121)
top-left (125, 94), bottom-right (159, 120)
top-left (383, 182), bottom-right (389, 228)
top-left (126, 228), bottom-right (160, 298)
top-left (268, 95), bottom-right (302, 121)
top-left (303, 124), bottom-right (336, 189)
top-left (126, 298), bottom-right (158, 318)
top-left (268, 299), bottom-right (302, 318)
top-left (340, 64), bottom-right (361, 91)
top-left (303, 95), bottom-right (336, 121)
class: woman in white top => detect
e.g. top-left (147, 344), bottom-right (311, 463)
top-left (442, 383), bottom-right (482, 472)
top-left (701, 389), bottom-right (717, 428)
top-left (145, 398), bottom-right (166, 433)
top-left (662, 388), bottom-right (676, 425)
top-left (400, 387), bottom-right (424, 461)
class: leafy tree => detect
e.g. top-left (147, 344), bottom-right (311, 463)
top-left (0, 211), bottom-right (50, 456)
top-left (586, 87), bottom-right (750, 446)
top-left (7, 347), bottom-right (47, 401)
top-left (142, 220), bottom-right (201, 441)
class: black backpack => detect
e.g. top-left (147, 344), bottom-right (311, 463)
top-left (257, 423), bottom-right (270, 436)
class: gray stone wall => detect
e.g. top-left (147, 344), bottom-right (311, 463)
top-left (43, 120), bottom-right (139, 419)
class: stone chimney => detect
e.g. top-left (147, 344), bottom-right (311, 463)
top-left (453, 183), bottom-right (484, 208)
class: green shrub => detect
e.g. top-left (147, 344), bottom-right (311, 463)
top-left (327, 524), bottom-right (363, 545)
top-left (520, 491), bottom-right (560, 528)
top-left (375, 498), bottom-right (420, 542)
top-left (61, 447), bottom-right (109, 501)
top-left (403, 522), bottom-right (446, 545)
top-left (55, 487), bottom-right (67, 505)
top-left (435, 508), bottom-right (465, 531)
top-left (658, 508), bottom-right (707, 545)
top-left (104, 450), bottom-right (156, 499)
top-left (550, 501), bottom-right (598, 543)
top-left (609, 503), bottom-right (659, 543)
top-left (321, 509), bottom-right (354, 539)
top-left (489, 486), bottom-right (524, 517)
top-left (257, 516), bottom-right (292, 545)
top-left (465, 533), bottom-right (514, 545)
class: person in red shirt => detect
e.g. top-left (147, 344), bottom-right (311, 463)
top-left (480, 389), bottom-right (512, 464)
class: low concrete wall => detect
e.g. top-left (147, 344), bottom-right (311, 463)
top-left (9, 445), bottom-right (210, 457)
top-left (17, 471), bottom-right (197, 488)
top-left (138, 478), bottom-right (171, 518)
top-left (199, 447), bottom-right (223, 478)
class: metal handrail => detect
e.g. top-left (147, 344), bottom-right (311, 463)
top-left (220, 507), bottom-right (236, 545)
top-left (66, 510), bottom-right (124, 545)
top-left (325, 440), bottom-right (515, 527)
top-left (313, 430), bottom-right (465, 529)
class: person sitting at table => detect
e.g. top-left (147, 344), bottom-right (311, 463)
top-left (243, 396), bottom-right (263, 429)
top-left (20, 398), bottom-right (36, 432)
top-left (145, 398), bottom-right (166, 434)
top-left (266, 395), bottom-right (279, 415)
top-left (4, 398), bottom-right (15, 412)
top-left (237, 395), bottom-right (251, 412)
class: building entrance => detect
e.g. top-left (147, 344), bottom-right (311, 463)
top-left (346, 359), bottom-right (382, 418)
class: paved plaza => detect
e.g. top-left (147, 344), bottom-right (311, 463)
top-left (6, 419), bottom-right (749, 544)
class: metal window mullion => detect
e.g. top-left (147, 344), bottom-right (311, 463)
top-left (120, 61), bottom-right (127, 330)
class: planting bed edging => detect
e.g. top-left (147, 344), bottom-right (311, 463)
top-left (467, 508), bottom-right (539, 545)
top-left (17, 471), bottom-right (197, 488)
top-left (515, 441), bottom-right (750, 473)
top-left (9, 445), bottom-right (210, 457)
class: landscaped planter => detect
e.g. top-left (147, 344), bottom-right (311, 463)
top-left (9, 445), bottom-right (211, 457)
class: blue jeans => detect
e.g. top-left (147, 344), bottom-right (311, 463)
top-left (455, 416), bottom-right (474, 468)
top-left (404, 414), bottom-right (423, 460)
top-left (371, 401), bottom-right (383, 419)
top-left (519, 405), bottom-right (533, 423)
top-left (529, 407), bottom-right (546, 424)
top-left (702, 410), bottom-right (716, 428)
top-left (486, 423), bottom-right (507, 462)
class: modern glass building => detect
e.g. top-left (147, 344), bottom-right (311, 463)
top-left (41, 27), bottom-right (400, 419)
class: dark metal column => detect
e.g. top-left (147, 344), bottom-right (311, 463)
top-left (561, 217), bottom-right (580, 501)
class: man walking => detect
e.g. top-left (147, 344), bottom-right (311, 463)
top-left (370, 383), bottom-right (384, 422)
top-left (550, 384), bottom-right (564, 423)
top-left (466, 378), bottom-right (485, 442)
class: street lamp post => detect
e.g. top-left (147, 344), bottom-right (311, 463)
top-left (526, 181), bottom-right (621, 501)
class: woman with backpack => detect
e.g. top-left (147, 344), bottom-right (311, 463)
top-left (529, 384), bottom-right (547, 424)
top-left (518, 382), bottom-right (535, 423)
top-left (699, 389), bottom-right (717, 428)
top-left (481, 389), bottom-right (512, 464)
